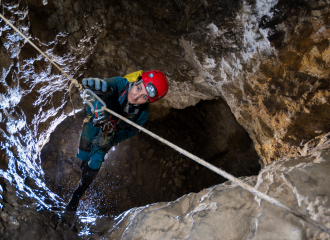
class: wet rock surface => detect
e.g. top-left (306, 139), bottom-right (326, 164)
top-left (41, 98), bottom-right (260, 216)
top-left (2, 143), bottom-right (330, 239)
top-left (0, 0), bottom-right (329, 239)
top-left (0, 180), bottom-right (78, 240)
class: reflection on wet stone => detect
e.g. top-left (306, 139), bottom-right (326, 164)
top-left (0, 0), bottom-right (329, 239)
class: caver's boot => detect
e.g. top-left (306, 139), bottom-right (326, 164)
top-left (66, 164), bottom-right (99, 211)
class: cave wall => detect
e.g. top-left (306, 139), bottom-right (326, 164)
top-left (172, 0), bottom-right (330, 164)
top-left (99, 145), bottom-right (330, 240)
top-left (1, 138), bottom-right (330, 239)
top-left (0, 0), bottom-right (330, 239)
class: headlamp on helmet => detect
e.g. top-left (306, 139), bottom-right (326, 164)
top-left (142, 70), bottom-right (169, 103)
top-left (145, 82), bottom-right (157, 98)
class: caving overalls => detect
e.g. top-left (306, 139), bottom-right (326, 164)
top-left (66, 74), bottom-right (150, 211)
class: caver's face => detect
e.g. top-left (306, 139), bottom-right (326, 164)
top-left (128, 82), bottom-right (149, 105)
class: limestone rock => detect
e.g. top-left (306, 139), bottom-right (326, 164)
top-left (0, 0), bottom-right (329, 239)
top-left (98, 148), bottom-right (330, 240)
top-left (1, 148), bottom-right (328, 239)
top-left (170, 1), bottom-right (330, 164)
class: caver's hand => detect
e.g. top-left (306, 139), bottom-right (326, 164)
top-left (82, 78), bottom-right (112, 95)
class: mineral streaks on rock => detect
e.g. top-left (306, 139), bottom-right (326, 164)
top-left (177, 0), bottom-right (330, 163)
top-left (100, 149), bottom-right (330, 240)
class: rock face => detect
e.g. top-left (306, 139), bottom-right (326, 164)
top-left (1, 144), bottom-right (330, 239)
top-left (102, 148), bottom-right (330, 240)
top-left (172, 0), bottom-right (330, 164)
top-left (0, 0), bottom-right (330, 239)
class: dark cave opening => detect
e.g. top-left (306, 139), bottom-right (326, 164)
top-left (40, 97), bottom-right (260, 216)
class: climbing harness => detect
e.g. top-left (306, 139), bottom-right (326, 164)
top-left (82, 88), bottom-right (115, 148)
top-left (82, 84), bottom-right (139, 148)
top-left (1, 13), bottom-right (330, 236)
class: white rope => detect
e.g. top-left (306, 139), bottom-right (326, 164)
top-left (1, 11), bottom-right (330, 236)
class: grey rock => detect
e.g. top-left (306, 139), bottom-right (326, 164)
top-left (102, 149), bottom-right (330, 240)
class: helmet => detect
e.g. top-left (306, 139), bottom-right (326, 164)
top-left (142, 70), bottom-right (169, 103)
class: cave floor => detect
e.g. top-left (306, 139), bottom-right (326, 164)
top-left (41, 98), bottom-right (260, 216)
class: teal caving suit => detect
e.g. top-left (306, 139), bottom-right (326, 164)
top-left (77, 76), bottom-right (150, 169)
top-left (66, 76), bottom-right (149, 211)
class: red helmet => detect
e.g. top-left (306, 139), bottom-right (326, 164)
top-left (142, 70), bottom-right (169, 103)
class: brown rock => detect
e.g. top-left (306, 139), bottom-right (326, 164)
top-left (173, 177), bottom-right (182, 188)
